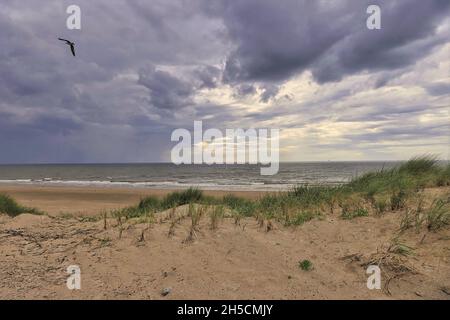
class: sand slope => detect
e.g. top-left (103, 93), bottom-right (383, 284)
top-left (0, 206), bottom-right (449, 299)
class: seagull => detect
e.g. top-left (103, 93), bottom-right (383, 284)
top-left (58, 38), bottom-right (76, 57)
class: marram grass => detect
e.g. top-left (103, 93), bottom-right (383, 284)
top-left (0, 194), bottom-right (40, 217)
top-left (99, 156), bottom-right (450, 231)
top-left (118, 156), bottom-right (450, 228)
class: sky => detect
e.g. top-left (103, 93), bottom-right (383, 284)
top-left (0, 0), bottom-right (449, 163)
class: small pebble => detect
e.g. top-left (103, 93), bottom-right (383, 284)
top-left (161, 287), bottom-right (172, 296)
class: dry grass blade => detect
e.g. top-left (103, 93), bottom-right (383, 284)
top-left (167, 207), bottom-right (182, 238)
top-left (265, 220), bottom-right (274, 232)
top-left (183, 204), bottom-right (204, 243)
top-left (103, 211), bottom-right (107, 230)
top-left (210, 205), bottom-right (224, 231)
top-left (360, 240), bottom-right (417, 295)
top-left (117, 215), bottom-right (124, 239)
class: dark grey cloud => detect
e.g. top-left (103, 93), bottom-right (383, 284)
top-left (235, 83), bottom-right (257, 97)
top-left (425, 82), bottom-right (450, 96)
top-left (232, 83), bottom-right (280, 102)
top-left (260, 84), bottom-right (279, 102)
top-left (138, 66), bottom-right (195, 110)
top-left (205, 0), bottom-right (450, 84)
top-left (193, 65), bottom-right (221, 89)
top-left (0, 0), bottom-right (228, 162)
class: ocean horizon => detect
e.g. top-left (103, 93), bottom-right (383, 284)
top-left (0, 162), bottom-right (404, 191)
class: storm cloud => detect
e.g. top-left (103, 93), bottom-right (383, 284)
top-left (209, 0), bottom-right (450, 84)
top-left (0, 0), bottom-right (449, 162)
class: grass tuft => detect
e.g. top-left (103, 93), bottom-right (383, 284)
top-left (298, 259), bottom-right (313, 271)
top-left (399, 197), bottom-right (449, 233)
top-left (222, 194), bottom-right (255, 217)
top-left (426, 199), bottom-right (450, 231)
top-left (114, 188), bottom-right (204, 219)
top-left (398, 155), bottom-right (438, 175)
top-left (341, 207), bottom-right (369, 220)
top-left (0, 194), bottom-right (40, 217)
top-left (161, 188), bottom-right (203, 208)
top-left (210, 205), bottom-right (224, 230)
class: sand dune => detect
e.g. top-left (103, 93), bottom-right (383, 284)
top-left (0, 188), bottom-right (449, 299)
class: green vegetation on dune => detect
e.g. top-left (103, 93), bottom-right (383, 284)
top-left (114, 156), bottom-right (450, 230)
top-left (298, 259), bottom-right (313, 271)
top-left (347, 155), bottom-right (446, 194)
top-left (0, 194), bottom-right (40, 217)
top-left (114, 187), bottom-right (206, 219)
top-left (161, 187), bottom-right (203, 208)
top-left (222, 194), bottom-right (255, 217)
top-left (3, 155), bottom-right (446, 229)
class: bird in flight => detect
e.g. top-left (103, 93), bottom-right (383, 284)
top-left (58, 38), bottom-right (76, 57)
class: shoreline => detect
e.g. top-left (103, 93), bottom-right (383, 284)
top-left (0, 180), bottom-right (297, 192)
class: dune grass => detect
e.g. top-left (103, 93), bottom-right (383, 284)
top-left (341, 207), bottom-right (369, 220)
top-left (246, 156), bottom-right (447, 223)
top-left (161, 187), bottom-right (203, 208)
top-left (426, 199), bottom-right (450, 231)
top-left (401, 198), bottom-right (450, 232)
top-left (209, 205), bottom-right (224, 230)
top-left (0, 194), bottom-right (40, 217)
top-left (347, 155), bottom-right (447, 194)
top-left (118, 156), bottom-right (450, 228)
top-left (113, 187), bottom-right (206, 219)
top-left (299, 259), bottom-right (313, 271)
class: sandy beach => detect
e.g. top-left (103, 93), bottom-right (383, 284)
top-left (0, 184), bottom-right (268, 217)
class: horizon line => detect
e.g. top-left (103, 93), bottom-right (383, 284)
top-left (0, 160), bottom-right (443, 166)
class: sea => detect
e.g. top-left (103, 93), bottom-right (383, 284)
top-left (0, 162), bottom-right (401, 191)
